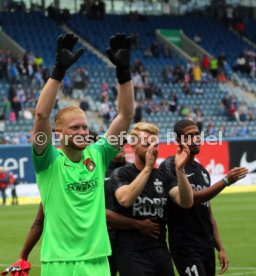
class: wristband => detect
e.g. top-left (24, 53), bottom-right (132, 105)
top-left (50, 65), bottom-right (66, 82)
top-left (116, 68), bottom-right (131, 84)
top-left (223, 176), bottom-right (230, 186)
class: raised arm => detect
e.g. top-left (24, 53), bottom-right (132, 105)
top-left (169, 144), bottom-right (194, 208)
top-left (193, 167), bottom-right (248, 205)
top-left (33, 33), bottom-right (84, 155)
top-left (115, 144), bottom-right (157, 207)
top-left (209, 205), bottom-right (229, 275)
top-left (105, 34), bottom-right (134, 149)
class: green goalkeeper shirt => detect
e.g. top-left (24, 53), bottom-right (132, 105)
top-left (32, 137), bottom-right (119, 262)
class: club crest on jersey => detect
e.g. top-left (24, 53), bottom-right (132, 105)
top-left (84, 158), bottom-right (96, 172)
top-left (154, 178), bottom-right (164, 194)
top-left (202, 171), bottom-right (209, 185)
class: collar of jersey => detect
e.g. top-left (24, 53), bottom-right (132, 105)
top-left (58, 149), bottom-right (86, 168)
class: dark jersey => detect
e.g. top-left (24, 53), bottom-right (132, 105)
top-left (104, 161), bottom-right (130, 210)
top-left (111, 163), bottom-right (177, 251)
top-left (104, 161), bottom-right (130, 240)
top-left (159, 156), bottom-right (214, 250)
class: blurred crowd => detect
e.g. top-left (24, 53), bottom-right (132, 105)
top-left (0, 43), bottom-right (255, 144)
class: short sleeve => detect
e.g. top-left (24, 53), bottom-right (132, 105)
top-left (159, 157), bottom-right (177, 191)
top-left (159, 157), bottom-right (176, 178)
top-left (91, 135), bottom-right (119, 169)
top-left (32, 143), bottom-right (60, 173)
top-left (111, 166), bottom-right (130, 193)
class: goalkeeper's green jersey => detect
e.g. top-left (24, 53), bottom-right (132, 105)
top-left (32, 137), bottom-right (119, 262)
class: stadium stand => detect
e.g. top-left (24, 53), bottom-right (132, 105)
top-left (0, 9), bottom-right (256, 143)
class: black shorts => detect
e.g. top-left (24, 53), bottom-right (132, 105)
top-left (171, 247), bottom-right (215, 276)
top-left (116, 246), bottom-right (175, 276)
top-left (108, 236), bottom-right (118, 276)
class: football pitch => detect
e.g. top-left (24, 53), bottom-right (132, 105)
top-left (0, 192), bottom-right (255, 276)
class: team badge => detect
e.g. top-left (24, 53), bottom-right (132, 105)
top-left (201, 171), bottom-right (210, 185)
top-left (154, 178), bottom-right (164, 194)
top-left (84, 158), bottom-right (96, 172)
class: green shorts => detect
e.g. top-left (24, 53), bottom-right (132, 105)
top-left (41, 257), bottom-right (110, 276)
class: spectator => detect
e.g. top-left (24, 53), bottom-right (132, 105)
top-left (218, 52), bottom-right (227, 70)
top-left (162, 65), bottom-right (173, 83)
top-left (0, 167), bottom-right (10, 205)
top-left (173, 64), bottom-right (184, 83)
top-left (205, 122), bottom-right (217, 136)
top-left (210, 57), bottom-right (218, 78)
top-left (71, 67), bottom-right (89, 90)
top-left (169, 93), bottom-right (178, 113)
top-left (163, 44), bottom-right (172, 58)
top-left (182, 83), bottom-right (191, 95)
top-left (100, 97), bottom-right (110, 127)
top-left (34, 54), bottom-right (43, 70)
top-left (8, 85), bottom-right (21, 120)
top-left (101, 80), bottom-right (109, 100)
top-left (3, 97), bottom-right (11, 120)
top-left (229, 103), bottom-right (240, 123)
top-left (235, 122), bottom-right (249, 137)
top-left (195, 110), bottom-right (204, 131)
top-left (248, 109), bottom-right (255, 121)
top-left (134, 100), bottom-right (143, 123)
top-left (201, 55), bottom-right (210, 71)
top-left (234, 16), bottom-right (245, 35)
top-left (192, 63), bottom-right (202, 82)
top-left (9, 171), bottom-right (18, 205)
top-left (62, 74), bottom-right (73, 97)
top-left (80, 97), bottom-right (90, 112)
top-left (179, 105), bottom-right (190, 117)
top-left (238, 103), bottom-right (248, 122)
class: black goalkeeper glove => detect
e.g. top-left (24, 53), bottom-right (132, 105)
top-left (106, 33), bottom-right (131, 84)
top-left (51, 33), bottom-right (85, 81)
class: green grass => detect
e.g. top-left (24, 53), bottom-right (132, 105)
top-left (0, 192), bottom-right (256, 276)
top-left (211, 192), bottom-right (256, 275)
top-left (0, 204), bottom-right (41, 275)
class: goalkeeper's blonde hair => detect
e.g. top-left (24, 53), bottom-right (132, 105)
top-left (54, 106), bottom-right (85, 128)
top-left (130, 122), bottom-right (159, 142)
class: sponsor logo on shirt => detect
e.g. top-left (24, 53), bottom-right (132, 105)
top-left (154, 178), bottom-right (164, 194)
top-left (201, 171), bottom-right (210, 185)
top-left (64, 162), bottom-right (72, 168)
top-left (186, 173), bottom-right (195, 177)
top-left (65, 179), bottom-right (99, 193)
top-left (191, 183), bottom-right (209, 207)
top-left (133, 196), bottom-right (168, 218)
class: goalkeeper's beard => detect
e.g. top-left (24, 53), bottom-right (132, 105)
top-left (65, 135), bottom-right (88, 151)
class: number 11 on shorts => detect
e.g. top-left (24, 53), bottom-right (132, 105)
top-left (185, 265), bottom-right (199, 276)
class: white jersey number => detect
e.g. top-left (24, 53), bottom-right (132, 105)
top-left (185, 265), bottom-right (199, 276)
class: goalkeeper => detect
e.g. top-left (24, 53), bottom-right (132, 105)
top-left (2, 33), bottom-right (134, 276)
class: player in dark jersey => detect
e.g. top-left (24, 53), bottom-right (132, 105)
top-left (105, 147), bottom-right (161, 276)
top-left (105, 149), bottom-right (128, 276)
top-left (111, 122), bottom-right (194, 276)
top-left (159, 119), bottom-right (248, 276)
